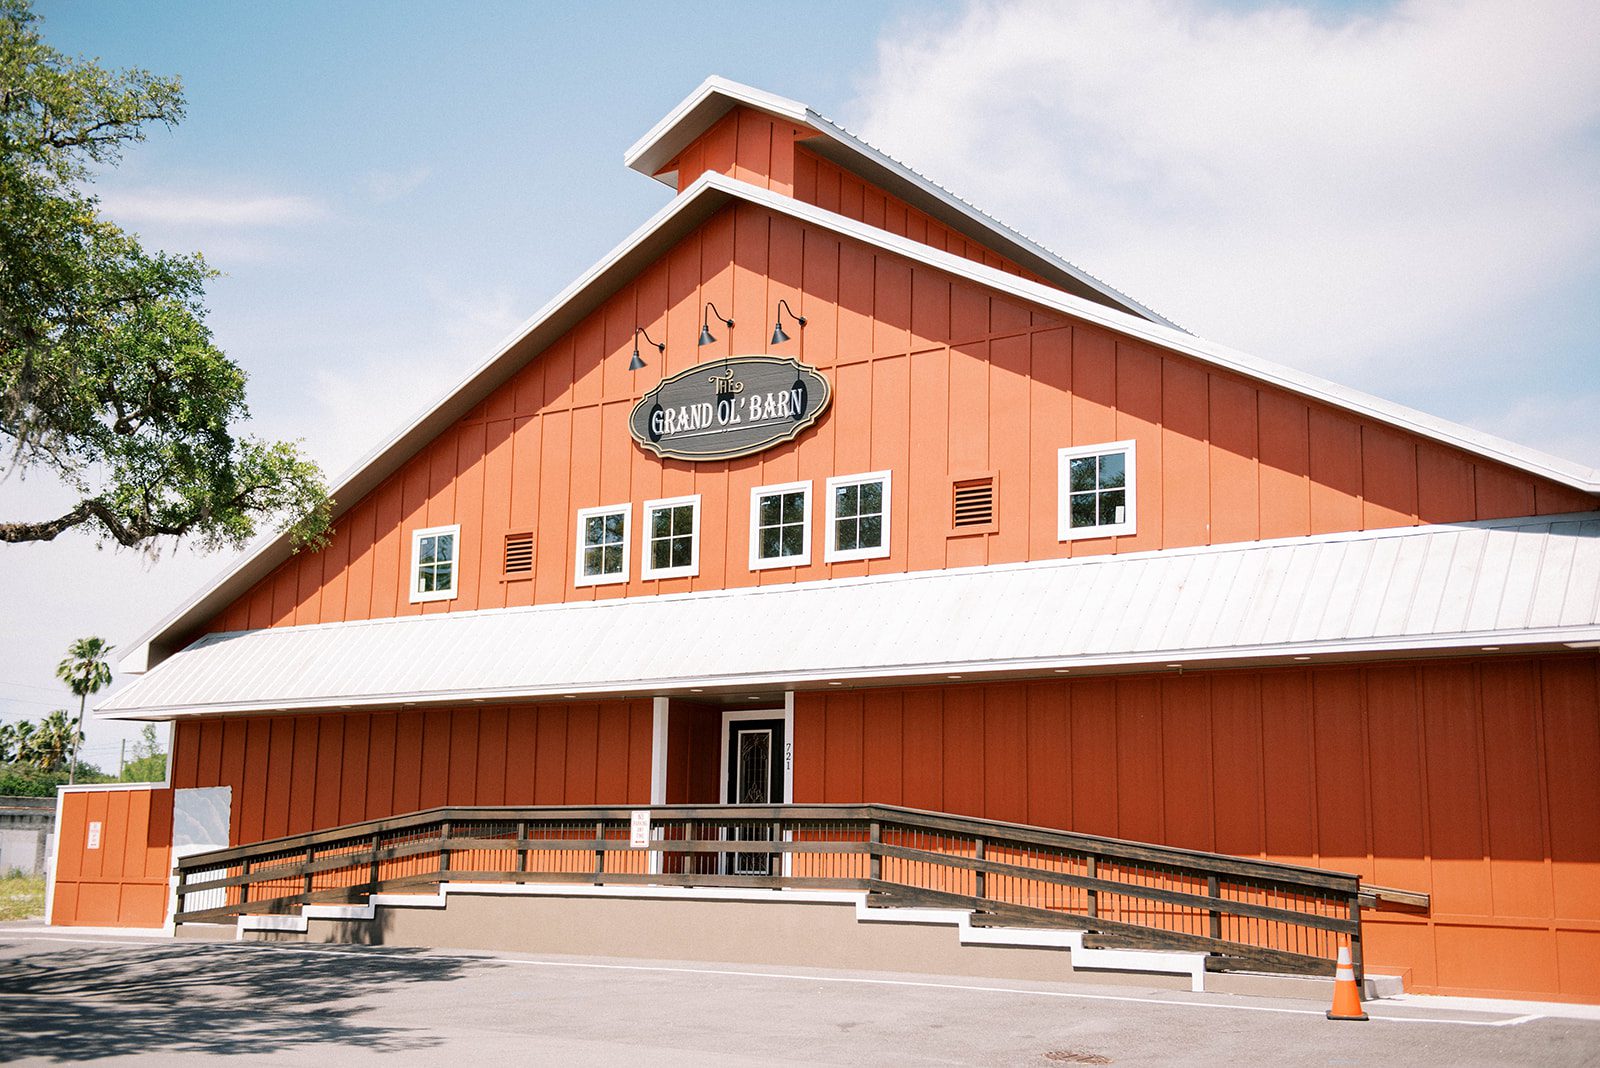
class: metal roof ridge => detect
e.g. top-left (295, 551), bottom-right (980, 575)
top-left (799, 109), bottom-right (1187, 332)
top-left (622, 75), bottom-right (1181, 329)
top-left (709, 173), bottom-right (1600, 492)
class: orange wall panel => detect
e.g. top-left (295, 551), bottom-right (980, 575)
top-left (793, 653), bottom-right (1600, 1001)
top-left (51, 787), bottom-right (172, 928)
top-left (163, 701), bottom-right (653, 851)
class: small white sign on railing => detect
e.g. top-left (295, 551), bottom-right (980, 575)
top-left (630, 810), bottom-right (651, 849)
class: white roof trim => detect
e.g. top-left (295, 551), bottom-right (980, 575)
top-left (120, 169), bottom-right (1598, 676)
top-left (96, 513), bottom-right (1600, 720)
top-left (719, 174), bottom-right (1600, 493)
top-left (624, 75), bottom-right (808, 178)
top-left (623, 76), bottom-right (1180, 328)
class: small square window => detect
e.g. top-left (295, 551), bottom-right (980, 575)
top-left (825, 471), bottom-right (892, 563)
top-left (575, 504), bottom-right (630, 587)
top-left (750, 481), bottom-right (811, 570)
top-left (642, 495), bottom-right (700, 580)
top-left (1058, 441), bottom-right (1136, 540)
top-left (410, 524), bottom-right (461, 603)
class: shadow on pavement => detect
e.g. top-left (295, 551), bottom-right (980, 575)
top-left (0, 940), bottom-right (488, 1061)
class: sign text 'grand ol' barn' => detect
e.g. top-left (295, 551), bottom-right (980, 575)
top-left (628, 355), bottom-right (832, 461)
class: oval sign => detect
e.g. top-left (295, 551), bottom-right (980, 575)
top-left (629, 355), bottom-right (832, 462)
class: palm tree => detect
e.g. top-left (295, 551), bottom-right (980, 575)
top-left (56, 636), bottom-right (113, 785)
top-left (0, 720), bottom-right (23, 763)
top-left (27, 709), bottom-right (82, 771)
top-left (4, 720), bottom-right (36, 765)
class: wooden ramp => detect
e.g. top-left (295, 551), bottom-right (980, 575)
top-left (174, 803), bottom-right (1417, 981)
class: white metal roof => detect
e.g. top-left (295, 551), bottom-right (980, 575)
top-left (623, 75), bottom-right (1183, 329)
top-left (120, 169), bottom-right (1600, 677)
top-left (97, 513), bottom-right (1600, 720)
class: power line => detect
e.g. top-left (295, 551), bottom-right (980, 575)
top-left (0, 680), bottom-right (77, 696)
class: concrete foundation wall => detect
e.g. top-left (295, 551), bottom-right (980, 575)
top-left (267, 893), bottom-right (1178, 984)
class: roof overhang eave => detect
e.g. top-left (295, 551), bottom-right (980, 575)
top-left (98, 626), bottom-right (1600, 722)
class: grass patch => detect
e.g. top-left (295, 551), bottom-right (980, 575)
top-left (0, 871), bottom-right (46, 921)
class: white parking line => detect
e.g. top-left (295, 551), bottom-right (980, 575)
top-left (0, 934), bottom-right (1561, 1028)
top-left (255, 944), bottom-right (1546, 1028)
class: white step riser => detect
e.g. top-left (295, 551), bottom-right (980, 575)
top-left (236, 884), bottom-right (1207, 991)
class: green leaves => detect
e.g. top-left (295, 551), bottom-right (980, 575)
top-left (0, 0), bottom-right (330, 552)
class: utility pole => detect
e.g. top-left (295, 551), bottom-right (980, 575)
top-left (118, 738), bottom-right (126, 779)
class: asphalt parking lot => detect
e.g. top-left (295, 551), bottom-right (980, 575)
top-left (2, 929), bottom-right (1598, 1066)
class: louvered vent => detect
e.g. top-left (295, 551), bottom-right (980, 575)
top-left (503, 532), bottom-right (534, 574)
top-left (952, 477), bottom-right (995, 528)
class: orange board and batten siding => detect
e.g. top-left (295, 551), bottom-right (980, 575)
top-left (163, 701), bottom-right (654, 847)
top-left (202, 200), bottom-right (1592, 636)
top-left (50, 787), bottom-right (173, 928)
top-left (791, 655), bottom-right (1600, 1002)
top-left (660, 105), bottom-right (1048, 285)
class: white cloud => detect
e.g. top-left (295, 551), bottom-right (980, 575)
top-left (851, 0), bottom-right (1600, 397)
top-left (364, 166), bottom-right (432, 201)
top-left (97, 189), bottom-right (331, 228)
top-left (288, 279), bottom-right (529, 478)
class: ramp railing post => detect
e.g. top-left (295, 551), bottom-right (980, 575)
top-left (1349, 895), bottom-right (1364, 982)
top-left (1207, 874), bottom-right (1222, 940)
top-left (869, 821), bottom-right (882, 883)
top-left (1086, 854), bottom-right (1098, 918)
top-left (974, 837), bottom-right (986, 899)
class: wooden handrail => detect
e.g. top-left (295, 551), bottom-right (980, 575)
top-left (173, 802), bottom-right (1376, 978)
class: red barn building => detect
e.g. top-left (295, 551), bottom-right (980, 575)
top-left (50, 78), bottom-right (1600, 1003)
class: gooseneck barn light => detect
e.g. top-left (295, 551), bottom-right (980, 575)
top-left (629, 326), bottom-right (664, 371)
top-left (770, 299), bottom-right (806, 346)
top-left (698, 302), bottom-right (734, 347)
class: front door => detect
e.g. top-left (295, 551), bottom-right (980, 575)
top-left (726, 717), bottom-right (784, 875)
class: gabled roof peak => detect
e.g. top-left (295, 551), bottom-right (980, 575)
top-left (624, 75), bottom-right (810, 179)
top-left (625, 76), bottom-right (1182, 330)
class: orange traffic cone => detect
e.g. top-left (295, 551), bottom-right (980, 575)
top-left (1326, 943), bottom-right (1369, 1021)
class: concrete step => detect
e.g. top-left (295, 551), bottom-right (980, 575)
top-left (224, 881), bottom-right (1402, 999)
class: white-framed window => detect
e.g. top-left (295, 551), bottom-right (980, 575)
top-left (750, 481), bottom-right (811, 570)
top-left (642, 494), bottom-right (701, 580)
top-left (1058, 440), bottom-right (1136, 540)
top-left (825, 470), bottom-right (891, 563)
top-left (575, 504), bottom-right (630, 587)
top-left (409, 524), bottom-right (461, 603)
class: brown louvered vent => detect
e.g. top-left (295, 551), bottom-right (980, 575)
top-left (503, 532), bottom-right (534, 574)
top-left (952, 476), bottom-right (995, 529)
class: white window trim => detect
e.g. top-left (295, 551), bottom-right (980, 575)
top-left (641, 494), bottom-right (701, 580)
top-left (409, 524), bottom-right (461, 603)
top-left (824, 470), bottom-right (892, 563)
top-left (574, 503), bottom-right (631, 587)
top-left (749, 480), bottom-right (812, 570)
top-left (1058, 439), bottom-right (1137, 541)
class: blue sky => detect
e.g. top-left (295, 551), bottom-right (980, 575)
top-left (5, 0), bottom-right (1597, 768)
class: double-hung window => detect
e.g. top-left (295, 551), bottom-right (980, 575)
top-left (825, 471), bottom-right (891, 563)
top-left (410, 524), bottom-right (461, 603)
top-left (642, 495), bottom-right (700, 580)
top-left (750, 481), bottom-right (811, 569)
top-left (575, 504), bottom-right (630, 587)
top-left (1058, 441), bottom-right (1136, 540)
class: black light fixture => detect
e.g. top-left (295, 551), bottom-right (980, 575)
top-left (698, 302), bottom-right (734, 347)
top-left (770, 299), bottom-right (806, 346)
top-left (630, 326), bottom-right (664, 371)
